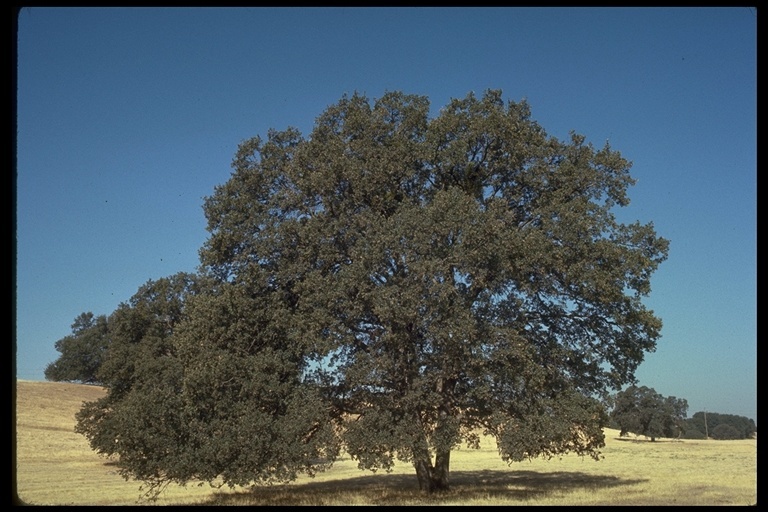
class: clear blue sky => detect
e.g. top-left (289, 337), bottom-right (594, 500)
top-left (15, 7), bottom-right (756, 423)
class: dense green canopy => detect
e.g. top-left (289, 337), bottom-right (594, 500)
top-left (44, 312), bottom-right (110, 385)
top-left (610, 385), bottom-right (688, 441)
top-left (74, 89), bottom-right (668, 496)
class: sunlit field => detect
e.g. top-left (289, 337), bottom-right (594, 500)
top-left (14, 380), bottom-right (756, 506)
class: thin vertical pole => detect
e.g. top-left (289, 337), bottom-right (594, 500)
top-left (704, 410), bottom-right (708, 439)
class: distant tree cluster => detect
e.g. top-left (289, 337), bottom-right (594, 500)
top-left (44, 312), bottom-right (110, 384)
top-left (44, 273), bottom-right (201, 387)
top-left (607, 386), bottom-right (756, 441)
top-left (683, 412), bottom-right (756, 440)
top-left (609, 385), bottom-right (687, 441)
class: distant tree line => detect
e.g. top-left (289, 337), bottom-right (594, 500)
top-left (682, 412), bottom-right (756, 440)
top-left (606, 385), bottom-right (755, 441)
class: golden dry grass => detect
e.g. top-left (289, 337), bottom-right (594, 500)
top-left (14, 379), bottom-right (757, 506)
top-left (13, 380), bottom-right (243, 505)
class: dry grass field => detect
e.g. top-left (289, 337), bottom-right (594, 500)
top-left (14, 379), bottom-right (757, 506)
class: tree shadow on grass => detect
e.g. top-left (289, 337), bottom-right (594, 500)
top-left (612, 435), bottom-right (683, 443)
top-left (202, 469), bottom-right (648, 506)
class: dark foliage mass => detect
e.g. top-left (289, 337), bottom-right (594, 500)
top-left (71, 90), bottom-right (669, 496)
top-left (683, 412), bottom-right (756, 440)
top-left (44, 312), bottom-right (110, 385)
top-left (609, 385), bottom-right (688, 441)
top-left (710, 424), bottom-right (742, 440)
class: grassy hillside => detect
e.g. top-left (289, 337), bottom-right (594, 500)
top-left (14, 380), bottom-right (757, 505)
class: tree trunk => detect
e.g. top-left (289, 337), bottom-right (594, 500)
top-left (414, 458), bottom-right (435, 493)
top-left (413, 448), bottom-right (451, 493)
top-left (412, 376), bottom-right (455, 493)
top-left (432, 448), bottom-right (450, 490)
